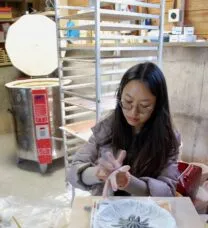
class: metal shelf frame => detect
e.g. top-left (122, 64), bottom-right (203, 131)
top-left (63, 8), bottom-right (160, 21)
top-left (59, 23), bottom-right (159, 31)
top-left (54, 0), bottom-right (165, 203)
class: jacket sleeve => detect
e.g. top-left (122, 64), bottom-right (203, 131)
top-left (123, 155), bottom-right (179, 196)
top-left (67, 135), bottom-right (113, 191)
top-left (67, 135), bottom-right (99, 191)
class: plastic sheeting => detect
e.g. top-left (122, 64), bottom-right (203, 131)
top-left (0, 195), bottom-right (71, 228)
top-left (0, 185), bottom-right (91, 228)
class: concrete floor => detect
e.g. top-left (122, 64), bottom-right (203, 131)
top-left (0, 133), bottom-right (90, 227)
top-left (0, 133), bottom-right (68, 202)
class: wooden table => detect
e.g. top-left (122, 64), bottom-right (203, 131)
top-left (69, 196), bottom-right (204, 228)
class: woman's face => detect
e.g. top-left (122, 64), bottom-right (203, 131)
top-left (120, 80), bottom-right (156, 132)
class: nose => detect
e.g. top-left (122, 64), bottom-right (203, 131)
top-left (130, 105), bottom-right (138, 116)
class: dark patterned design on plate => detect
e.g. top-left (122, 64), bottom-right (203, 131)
top-left (112, 215), bottom-right (152, 228)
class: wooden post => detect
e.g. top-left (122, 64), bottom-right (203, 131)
top-left (20, 0), bottom-right (27, 14)
top-left (32, 0), bottom-right (45, 12)
top-left (179, 0), bottom-right (185, 27)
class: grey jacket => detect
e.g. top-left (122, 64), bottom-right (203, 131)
top-left (68, 113), bottom-right (179, 196)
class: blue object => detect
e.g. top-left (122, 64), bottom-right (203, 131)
top-left (145, 19), bottom-right (152, 26)
top-left (67, 21), bottom-right (80, 38)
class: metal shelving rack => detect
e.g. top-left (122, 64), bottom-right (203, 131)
top-left (54, 0), bottom-right (165, 198)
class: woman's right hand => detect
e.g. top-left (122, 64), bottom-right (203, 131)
top-left (96, 167), bottom-right (109, 181)
top-left (96, 150), bottom-right (126, 181)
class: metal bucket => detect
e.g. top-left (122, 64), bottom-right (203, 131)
top-left (5, 78), bottom-right (70, 173)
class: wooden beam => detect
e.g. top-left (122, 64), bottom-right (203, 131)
top-left (32, 0), bottom-right (45, 11)
top-left (68, 0), bottom-right (88, 7)
top-left (179, 0), bottom-right (185, 27)
top-left (185, 0), bottom-right (208, 11)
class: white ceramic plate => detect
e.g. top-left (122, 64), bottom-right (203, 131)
top-left (93, 199), bottom-right (177, 228)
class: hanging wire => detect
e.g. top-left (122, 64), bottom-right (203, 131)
top-left (45, 0), bottom-right (55, 9)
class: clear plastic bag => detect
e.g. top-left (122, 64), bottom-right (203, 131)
top-left (0, 195), bottom-right (71, 228)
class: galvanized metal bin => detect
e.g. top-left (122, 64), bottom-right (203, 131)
top-left (5, 78), bottom-right (69, 173)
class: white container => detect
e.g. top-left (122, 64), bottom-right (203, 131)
top-left (179, 35), bottom-right (196, 42)
top-left (169, 35), bottom-right (179, 42)
top-left (172, 26), bottom-right (183, 35)
top-left (184, 27), bottom-right (195, 35)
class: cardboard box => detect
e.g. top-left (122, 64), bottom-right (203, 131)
top-left (172, 26), bottom-right (183, 35)
top-left (0, 12), bottom-right (12, 19)
top-left (179, 35), bottom-right (196, 42)
top-left (0, 7), bottom-right (12, 12)
top-left (184, 27), bottom-right (195, 35)
top-left (169, 35), bottom-right (179, 42)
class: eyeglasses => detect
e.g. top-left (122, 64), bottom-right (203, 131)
top-left (118, 100), bottom-right (154, 115)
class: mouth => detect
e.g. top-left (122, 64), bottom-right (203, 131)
top-left (126, 116), bottom-right (139, 123)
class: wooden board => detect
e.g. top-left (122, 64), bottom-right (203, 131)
top-left (65, 96), bottom-right (116, 111)
top-left (61, 119), bottom-right (95, 142)
top-left (185, 11), bottom-right (208, 37)
top-left (68, 0), bottom-right (88, 6)
top-left (185, 0), bottom-right (208, 11)
top-left (67, 0), bottom-right (89, 15)
top-left (70, 9), bottom-right (159, 21)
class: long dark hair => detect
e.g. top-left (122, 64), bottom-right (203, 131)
top-left (112, 62), bottom-right (179, 178)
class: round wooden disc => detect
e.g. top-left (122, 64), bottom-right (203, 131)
top-left (5, 14), bottom-right (66, 76)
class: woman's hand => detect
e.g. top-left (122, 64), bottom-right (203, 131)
top-left (96, 150), bottom-right (126, 181)
top-left (116, 171), bottom-right (131, 189)
top-left (96, 167), bottom-right (109, 181)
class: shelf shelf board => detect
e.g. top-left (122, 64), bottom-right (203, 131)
top-left (65, 96), bottom-right (116, 111)
top-left (61, 119), bottom-right (95, 142)
top-left (37, 11), bottom-right (55, 17)
top-left (62, 57), bottom-right (95, 63)
top-left (0, 19), bottom-right (14, 22)
top-left (65, 111), bottom-right (94, 120)
top-left (61, 35), bottom-right (159, 42)
top-left (63, 80), bottom-right (119, 91)
top-left (0, 62), bottom-right (12, 67)
top-left (4, 0), bottom-right (33, 2)
top-left (61, 41), bottom-right (208, 48)
top-left (60, 22), bottom-right (158, 32)
top-left (101, 56), bottom-right (157, 64)
top-left (57, 5), bottom-right (90, 11)
top-left (165, 42), bottom-right (208, 48)
top-left (62, 44), bottom-right (158, 52)
top-left (61, 56), bottom-right (157, 64)
top-left (57, 1), bottom-right (160, 11)
top-left (100, 0), bottom-right (160, 9)
top-left (64, 9), bottom-right (159, 21)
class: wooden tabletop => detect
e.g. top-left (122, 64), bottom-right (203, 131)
top-left (69, 196), bottom-right (204, 228)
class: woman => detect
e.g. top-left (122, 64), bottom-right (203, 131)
top-left (68, 62), bottom-right (180, 196)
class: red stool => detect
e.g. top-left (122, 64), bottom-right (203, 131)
top-left (177, 161), bottom-right (202, 200)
